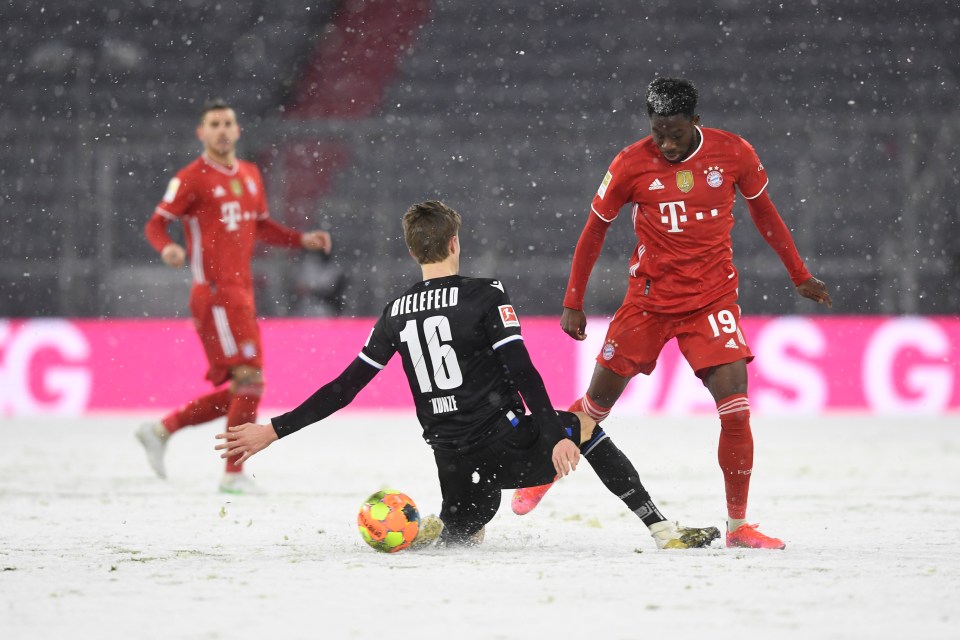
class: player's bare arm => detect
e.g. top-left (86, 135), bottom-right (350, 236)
top-left (796, 276), bottom-right (833, 308)
top-left (301, 230), bottom-right (333, 254)
top-left (160, 243), bottom-right (185, 267)
top-left (215, 422), bottom-right (279, 463)
top-left (560, 306), bottom-right (588, 341)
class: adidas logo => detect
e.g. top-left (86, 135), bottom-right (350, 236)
top-left (213, 185), bottom-right (227, 197)
top-left (724, 338), bottom-right (738, 349)
top-left (648, 179), bottom-right (665, 191)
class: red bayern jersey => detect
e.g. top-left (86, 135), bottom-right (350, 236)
top-left (587, 126), bottom-right (771, 313)
top-left (145, 154), bottom-right (301, 290)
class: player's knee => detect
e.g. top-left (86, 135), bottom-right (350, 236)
top-left (704, 361), bottom-right (748, 399)
top-left (588, 366), bottom-right (630, 406)
top-left (230, 365), bottom-right (263, 393)
top-left (442, 492), bottom-right (498, 542)
top-left (574, 411), bottom-right (598, 445)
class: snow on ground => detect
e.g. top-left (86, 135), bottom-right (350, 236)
top-left (1, 412), bottom-right (957, 639)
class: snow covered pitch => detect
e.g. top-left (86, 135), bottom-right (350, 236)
top-left (2, 413), bottom-right (956, 639)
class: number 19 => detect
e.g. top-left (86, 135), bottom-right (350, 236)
top-left (707, 310), bottom-right (737, 337)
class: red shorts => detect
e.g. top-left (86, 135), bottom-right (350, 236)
top-left (190, 284), bottom-right (263, 386)
top-left (597, 292), bottom-right (753, 379)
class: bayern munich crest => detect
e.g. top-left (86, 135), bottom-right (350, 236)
top-left (705, 166), bottom-right (724, 188)
top-left (602, 341), bottom-right (616, 361)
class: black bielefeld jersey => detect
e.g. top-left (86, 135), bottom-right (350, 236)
top-left (359, 275), bottom-right (526, 451)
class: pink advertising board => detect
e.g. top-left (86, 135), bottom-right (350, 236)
top-left (1, 316), bottom-right (958, 416)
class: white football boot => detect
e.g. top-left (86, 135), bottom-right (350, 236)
top-left (649, 520), bottom-right (721, 549)
top-left (410, 515), bottom-right (445, 550)
top-left (219, 472), bottom-right (264, 495)
top-left (135, 422), bottom-right (169, 479)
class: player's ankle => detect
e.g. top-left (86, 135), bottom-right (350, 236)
top-left (159, 417), bottom-right (179, 435)
top-left (727, 517), bottom-right (747, 533)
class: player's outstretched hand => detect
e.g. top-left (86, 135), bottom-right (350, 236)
top-left (560, 306), bottom-right (588, 341)
top-left (302, 230), bottom-right (332, 254)
top-left (552, 439), bottom-right (581, 478)
top-left (796, 276), bottom-right (833, 309)
top-left (161, 243), bottom-right (186, 268)
top-left (214, 422), bottom-right (279, 464)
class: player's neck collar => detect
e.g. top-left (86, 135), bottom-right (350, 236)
top-left (682, 126), bottom-right (705, 162)
top-left (202, 153), bottom-right (239, 176)
top-left (421, 267), bottom-right (457, 281)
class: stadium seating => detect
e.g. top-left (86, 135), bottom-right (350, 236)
top-left (0, 0), bottom-right (336, 316)
top-left (0, 0), bottom-right (956, 316)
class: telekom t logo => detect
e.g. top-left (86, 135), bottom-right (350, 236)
top-left (220, 201), bottom-right (242, 231)
top-left (658, 200), bottom-right (719, 233)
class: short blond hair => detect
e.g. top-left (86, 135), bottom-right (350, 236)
top-left (402, 201), bottom-right (462, 264)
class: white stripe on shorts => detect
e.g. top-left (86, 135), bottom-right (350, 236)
top-left (188, 217), bottom-right (206, 284)
top-left (212, 305), bottom-right (238, 357)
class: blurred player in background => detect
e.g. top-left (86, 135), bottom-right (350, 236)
top-left (138, 99), bottom-right (332, 494)
top-left (215, 200), bottom-right (720, 549)
top-left (513, 78), bottom-right (833, 549)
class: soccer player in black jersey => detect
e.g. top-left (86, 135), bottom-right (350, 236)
top-left (216, 201), bottom-right (719, 549)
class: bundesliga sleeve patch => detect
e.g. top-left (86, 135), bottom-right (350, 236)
top-left (162, 177), bottom-right (181, 203)
top-left (498, 305), bottom-right (520, 328)
top-left (597, 171), bottom-right (613, 199)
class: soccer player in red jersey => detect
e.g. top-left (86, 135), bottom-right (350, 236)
top-left (137, 99), bottom-right (332, 494)
top-left (513, 78), bottom-right (833, 549)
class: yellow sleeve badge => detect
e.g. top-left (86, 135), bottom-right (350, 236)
top-left (597, 171), bottom-right (613, 199)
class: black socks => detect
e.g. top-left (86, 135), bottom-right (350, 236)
top-left (580, 428), bottom-right (666, 528)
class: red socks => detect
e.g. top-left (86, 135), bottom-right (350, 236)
top-left (161, 388), bottom-right (232, 434)
top-left (569, 395), bottom-right (611, 422)
top-left (716, 394), bottom-right (753, 520)
top-left (572, 391), bottom-right (754, 521)
top-left (159, 384), bottom-right (262, 475)
top-left (224, 383), bottom-right (263, 473)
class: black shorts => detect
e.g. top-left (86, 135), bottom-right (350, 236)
top-left (433, 410), bottom-right (581, 542)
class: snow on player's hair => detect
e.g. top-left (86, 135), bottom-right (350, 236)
top-left (645, 77), bottom-right (698, 119)
top-left (403, 200), bottom-right (462, 265)
top-left (200, 98), bottom-right (232, 122)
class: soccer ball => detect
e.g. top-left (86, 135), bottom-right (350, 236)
top-left (357, 490), bottom-right (420, 553)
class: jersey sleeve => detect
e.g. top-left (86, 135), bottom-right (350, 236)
top-left (252, 166), bottom-right (270, 220)
top-left (482, 281), bottom-right (524, 350)
top-left (736, 137), bottom-right (770, 200)
top-left (589, 151), bottom-right (631, 222)
top-left (155, 169), bottom-right (196, 219)
top-left (270, 358), bottom-right (379, 438)
top-left (746, 191), bottom-right (812, 286)
top-left (256, 218), bottom-right (304, 247)
top-left (358, 312), bottom-right (397, 371)
top-left (562, 210), bottom-right (611, 310)
top-left (249, 167), bottom-right (304, 247)
top-left (145, 169), bottom-right (195, 253)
